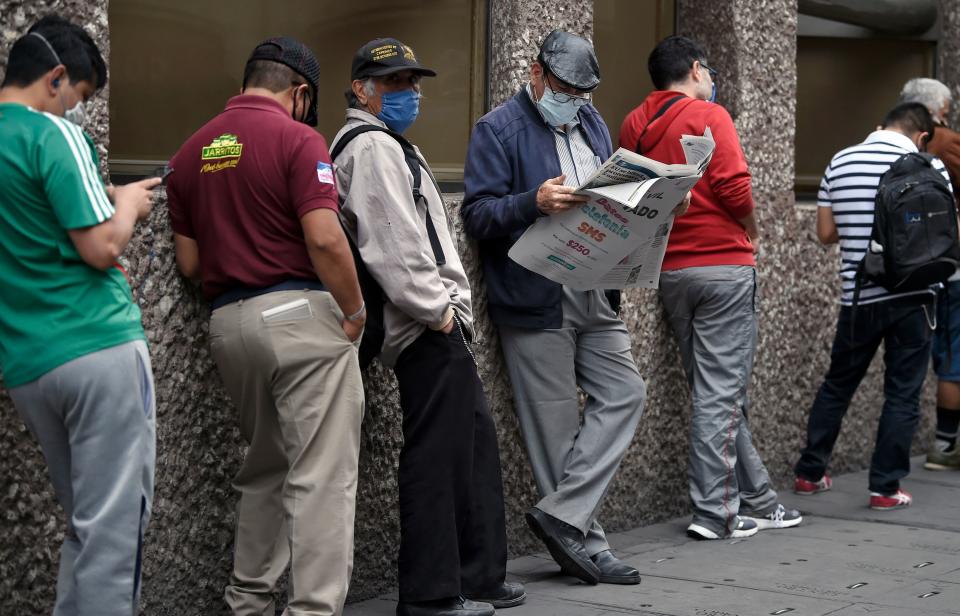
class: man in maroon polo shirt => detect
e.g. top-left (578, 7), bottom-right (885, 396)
top-left (166, 37), bottom-right (366, 616)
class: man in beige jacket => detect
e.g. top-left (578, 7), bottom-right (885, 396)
top-left (331, 38), bottom-right (523, 616)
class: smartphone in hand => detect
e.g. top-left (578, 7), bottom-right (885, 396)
top-left (153, 164), bottom-right (174, 186)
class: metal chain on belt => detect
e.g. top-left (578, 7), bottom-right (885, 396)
top-left (453, 313), bottom-right (479, 370)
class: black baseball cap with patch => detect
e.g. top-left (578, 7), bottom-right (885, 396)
top-left (245, 36), bottom-right (321, 126)
top-left (351, 38), bottom-right (437, 81)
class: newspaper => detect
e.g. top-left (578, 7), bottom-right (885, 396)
top-left (507, 128), bottom-right (714, 290)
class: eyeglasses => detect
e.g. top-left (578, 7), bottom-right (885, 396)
top-left (549, 89), bottom-right (592, 107)
top-left (544, 73), bottom-right (592, 107)
top-left (700, 62), bottom-right (718, 80)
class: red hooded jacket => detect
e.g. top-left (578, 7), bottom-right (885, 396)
top-left (619, 90), bottom-right (755, 271)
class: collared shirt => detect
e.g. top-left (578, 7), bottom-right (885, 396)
top-left (331, 108), bottom-right (474, 367)
top-left (526, 84), bottom-right (605, 308)
top-left (526, 83), bottom-right (601, 188)
top-left (818, 129), bottom-right (951, 305)
top-left (167, 95), bottom-right (339, 302)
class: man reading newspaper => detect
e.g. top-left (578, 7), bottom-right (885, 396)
top-left (462, 30), bottom-right (649, 586)
top-left (507, 127), bottom-right (712, 289)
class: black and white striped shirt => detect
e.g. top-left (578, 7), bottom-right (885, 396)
top-left (818, 130), bottom-right (951, 306)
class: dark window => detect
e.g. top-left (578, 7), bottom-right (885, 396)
top-left (108, 0), bottom-right (487, 182)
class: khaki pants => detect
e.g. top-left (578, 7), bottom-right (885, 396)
top-left (209, 290), bottom-right (364, 616)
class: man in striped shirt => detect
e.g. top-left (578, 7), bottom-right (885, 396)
top-left (0, 16), bottom-right (159, 615)
top-left (794, 102), bottom-right (947, 510)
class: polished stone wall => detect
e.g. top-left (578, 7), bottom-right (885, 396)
top-left (940, 0), bottom-right (960, 127)
top-left (0, 0), bottom-right (949, 614)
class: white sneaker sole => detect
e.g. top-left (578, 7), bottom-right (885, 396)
top-left (743, 515), bottom-right (803, 530)
top-left (869, 502), bottom-right (911, 511)
top-left (794, 488), bottom-right (830, 496)
top-left (687, 523), bottom-right (758, 539)
top-left (923, 461), bottom-right (959, 471)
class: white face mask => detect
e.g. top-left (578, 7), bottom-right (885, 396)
top-left (62, 97), bottom-right (87, 127)
top-left (29, 32), bottom-right (89, 126)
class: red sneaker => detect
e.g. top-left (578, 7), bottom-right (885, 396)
top-left (869, 489), bottom-right (912, 510)
top-left (794, 474), bottom-right (832, 495)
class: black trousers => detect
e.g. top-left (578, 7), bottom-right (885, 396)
top-left (795, 297), bottom-right (933, 494)
top-left (393, 326), bottom-right (507, 602)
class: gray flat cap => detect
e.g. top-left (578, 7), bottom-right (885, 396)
top-left (537, 30), bottom-right (600, 92)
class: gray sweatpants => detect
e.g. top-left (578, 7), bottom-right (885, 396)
top-left (659, 265), bottom-right (777, 536)
top-left (9, 339), bottom-right (156, 616)
top-left (499, 288), bottom-right (646, 556)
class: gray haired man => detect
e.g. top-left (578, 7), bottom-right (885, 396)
top-left (463, 30), bottom-right (645, 585)
top-left (900, 77), bottom-right (960, 472)
top-left (332, 38), bottom-right (523, 616)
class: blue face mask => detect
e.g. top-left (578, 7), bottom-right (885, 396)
top-left (537, 87), bottom-right (580, 127)
top-left (377, 89), bottom-right (420, 133)
top-left (709, 83), bottom-right (717, 103)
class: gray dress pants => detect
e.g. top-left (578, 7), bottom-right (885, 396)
top-left (499, 288), bottom-right (646, 556)
top-left (659, 265), bottom-right (777, 536)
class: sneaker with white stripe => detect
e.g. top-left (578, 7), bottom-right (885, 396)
top-left (869, 489), bottom-right (912, 510)
top-left (687, 516), bottom-right (759, 540)
top-left (741, 504), bottom-right (803, 530)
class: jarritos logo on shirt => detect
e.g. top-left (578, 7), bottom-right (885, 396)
top-left (201, 133), bottom-right (243, 173)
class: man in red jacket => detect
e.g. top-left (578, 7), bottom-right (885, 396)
top-left (620, 35), bottom-right (801, 540)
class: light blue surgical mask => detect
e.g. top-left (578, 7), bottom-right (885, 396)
top-left (536, 86), bottom-right (581, 127)
top-left (709, 83), bottom-right (717, 103)
top-left (377, 89), bottom-right (420, 133)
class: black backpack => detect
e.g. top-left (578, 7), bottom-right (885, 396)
top-left (330, 125), bottom-right (446, 369)
top-left (856, 152), bottom-right (960, 303)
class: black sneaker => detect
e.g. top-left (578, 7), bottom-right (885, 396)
top-left (687, 516), bottom-right (758, 540)
top-left (741, 504), bottom-right (803, 530)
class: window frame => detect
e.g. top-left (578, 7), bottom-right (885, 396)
top-left (108, 0), bottom-right (489, 186)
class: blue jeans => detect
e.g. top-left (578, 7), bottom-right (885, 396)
top-left (932, 279), bottom-right (960, 381)
top-left (796, 296), bottom-right (934, 494)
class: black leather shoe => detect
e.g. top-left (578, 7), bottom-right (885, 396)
top-left (592, 549), bottom-right (641, 585)
top-left (464, 581), bottom-right (526, 608)
top-left (525, 507), bottom-right (600, 584)
top-left (396, 596), bottom-right (494, 616)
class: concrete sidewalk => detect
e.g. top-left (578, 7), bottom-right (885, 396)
top-left (346, 457), bottom-right (960, 616)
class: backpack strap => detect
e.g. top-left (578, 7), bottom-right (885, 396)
top-left (850, 265), bottom-right (863, 337)
top-left (330, 124), bottom-right (446, 265)
top-left (634, 95), bottom-right (686, 155)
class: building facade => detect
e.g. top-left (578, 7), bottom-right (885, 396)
top-left (1, 0), bottom-right (957, 613)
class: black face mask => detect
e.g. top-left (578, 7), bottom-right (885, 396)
top-left (291, 86), bottom-right (310, 124)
